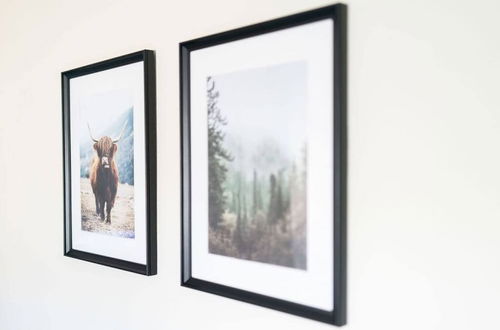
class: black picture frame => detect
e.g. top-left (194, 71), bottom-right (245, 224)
top-left (62, 50), bottom-right (157, 275)
top-left (180, 4), bottom-right (347, 326)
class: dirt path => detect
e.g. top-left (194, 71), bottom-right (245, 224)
top-left (80, 178), bottom-right (135, 238)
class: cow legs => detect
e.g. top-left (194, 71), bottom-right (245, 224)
top-left (98, 197), bottom-right (106, 221)
top-left (95, 196), bottom-right (101, 215)
top-left (105, 200), bottom-right (114, 224)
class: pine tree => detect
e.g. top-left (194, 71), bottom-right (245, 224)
top-left (256, 172), bottom-right (263, 212)
top-left (233, 173), bottom-right (246, 253)
top-left (267, 174), bottom-right (278, 226)
top-left (242, 192), bottom-right (248, 227)
top-left (252, 170), bottom-right (258, 217)
top-left (288, 162), bottom-right (298, 211)
top-left (276, 172), bottom-right (284, 221)
top-left (207, 76), bottom-right (232, 229)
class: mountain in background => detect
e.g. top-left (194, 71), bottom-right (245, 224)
top-left (80, 108), bottom-right (135, 185)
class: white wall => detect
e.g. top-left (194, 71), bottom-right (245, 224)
top-left (1, 0), bottom-right (499, 329)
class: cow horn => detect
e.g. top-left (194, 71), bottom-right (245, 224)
top-left (113, 120), bottom-right (127, 143)
top-left (87, 123), bottom-right (98, 143)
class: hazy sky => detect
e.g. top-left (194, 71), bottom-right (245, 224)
top-left (213, 61), bottom-right (307, 174)
top-left (75, 88), bottom-right (132, 144)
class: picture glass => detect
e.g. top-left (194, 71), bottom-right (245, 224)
top-left (189, 18), bottom-right (334, 310)
top-left (68, 62), bottom-right (147, 264)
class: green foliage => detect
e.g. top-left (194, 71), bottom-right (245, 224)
top-left (207, 77), bottom-right (232, 229)
top-left (251, 170), bottom-right (262, 217)
top-left (267, 174), bottom-right (278, 226)
top-left (210, 161), bottom-right (308, 269)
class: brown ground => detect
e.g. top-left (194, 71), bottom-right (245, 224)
top-left (80, 178), bottom-right (135, 238)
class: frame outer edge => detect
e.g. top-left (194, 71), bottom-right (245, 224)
top-left (144, 49), bottom-right (158, 276)
top-left (62, 72), bottom-right (71, 255)
top-left (333, 3), bottom-right (348, 327)
top-left (62, 50), bottom-right (157, 276)
top-left (179, 3), bottom-right (347, 326)
top-left (180, 43), bottom-right (193, 284)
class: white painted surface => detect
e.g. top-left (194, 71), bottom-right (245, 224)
top-left (1, 0), bottom-right (500, 329)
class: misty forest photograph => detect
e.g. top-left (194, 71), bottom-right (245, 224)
top-left (78, 90), bottom-right (136, 239)
top-left (207, 61), bottom-right (308, 270)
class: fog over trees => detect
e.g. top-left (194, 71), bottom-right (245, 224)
top-left (207, 67), bottom-right (308, 270)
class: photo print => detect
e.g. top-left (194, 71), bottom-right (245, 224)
top-left (207, 62), bottom-right (308, 270)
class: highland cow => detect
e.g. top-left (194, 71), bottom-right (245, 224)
top-left (87, 122), bottom-right (126, 223)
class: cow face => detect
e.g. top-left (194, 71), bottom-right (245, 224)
top-left (93, 137), bottom-right (117, 170)
top-left (88, 121), bottom-right (127, 170)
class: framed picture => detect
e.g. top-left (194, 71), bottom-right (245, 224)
top-left (180, 4), bottom-right (346, 326)
top-left (62, 50), bottom-right (157, 275)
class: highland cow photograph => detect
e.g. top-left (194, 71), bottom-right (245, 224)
top-left (207, 61), bottom-right (308, 269)
top-left (79, 91), bottom-right (135, 239)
